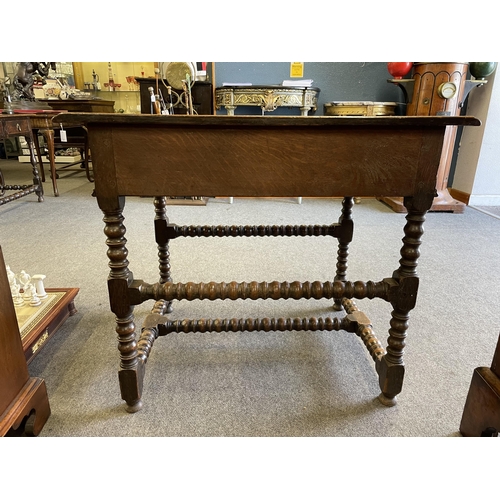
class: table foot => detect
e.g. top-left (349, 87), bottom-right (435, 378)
top-left (125, 400), bottom-right (143, 413)
top-left (378, 393), bottom-right (397, 407)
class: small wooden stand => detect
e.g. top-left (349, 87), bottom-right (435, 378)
top-left (459, 333), bottom-right (500, 436)
top-left (16, 287), bottom-right (79, 364)
top-left (0, 246), bottom-right (50, 437)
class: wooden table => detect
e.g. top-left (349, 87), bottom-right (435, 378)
top-left (54, 113), bottom-right (480, 414)
top-left (0, 111), bottom-right (72, 198)
top-left (38, 99), bottom-right (115, 113)
top-left (0, 113), bottom-right (45, 205)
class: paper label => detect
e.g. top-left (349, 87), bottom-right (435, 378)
top-left (290, 62), bottom-right (304, 78)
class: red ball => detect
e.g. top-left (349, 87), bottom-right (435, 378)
top-left (387, 62), bottom-right (413, 79)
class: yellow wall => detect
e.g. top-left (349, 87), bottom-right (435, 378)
top-left (79, 62), bottom-right (156, 89)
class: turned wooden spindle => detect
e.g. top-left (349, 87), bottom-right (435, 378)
top-left (134, 279), bottom-right (389, 304)
top-left (334, 197), bottom-right (354, 310)
top-left (378, 199), bottom-right (427, 406)
top-left (159, 315), bottom-right (352, 335)
top-left (166, 223), bottom-right (339, 239)
top-left (103, 207), bottom-right (141, 413)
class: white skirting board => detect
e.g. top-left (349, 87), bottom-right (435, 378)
top-left (468, 194), bottom-right (500, 206)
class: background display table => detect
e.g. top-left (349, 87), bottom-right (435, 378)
top-left (216, 85), bottom-right (319, 115)
top-left (38, 98), bottom-right (115, 113)
top-left (0, 113), bottom-right (44, 205)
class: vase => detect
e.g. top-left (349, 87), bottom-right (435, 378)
top-left (469, 62), bottom-right (497, 80)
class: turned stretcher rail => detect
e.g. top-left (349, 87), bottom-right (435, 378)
top-left (164, 223), bottom-right (342, 239)
top-left (130, 279), bottom-right (390, 305)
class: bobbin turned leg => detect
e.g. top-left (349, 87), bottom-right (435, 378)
top-left (333, 197), bottom-right (354, 311)
top-left (25, 134), bottom-right (44, 202)
top-left (377, 196), bottom-right (426, 405)
top-left (102, 198), bottom-right (143, 412)
top-left (154, 196), bottom-right (173, 313)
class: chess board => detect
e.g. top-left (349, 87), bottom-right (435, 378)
top-left (15, 288), bottom-right (79, 364)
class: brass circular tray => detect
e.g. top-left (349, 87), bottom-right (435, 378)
top-left (324, 101), bottom-right (397, 116)
top-left (164, 62), bottom-right (196, 90)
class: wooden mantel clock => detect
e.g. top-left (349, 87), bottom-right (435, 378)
top-left (0, 246), bottom-right (51, 436)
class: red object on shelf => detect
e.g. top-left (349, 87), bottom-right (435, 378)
top-left (387, 62), bottom-right (413, 79)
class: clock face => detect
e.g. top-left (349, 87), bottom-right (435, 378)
top-left (438, 82), bottom-right (457, 99)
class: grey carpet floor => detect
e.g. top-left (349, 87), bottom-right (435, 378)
top-left (2, 158), bottom-right (500, 438)
top-left (470, 205), bottom-right (500, 219)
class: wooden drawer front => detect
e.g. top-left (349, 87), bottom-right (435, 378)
top-left (3, 119), bottom-right (31, 136)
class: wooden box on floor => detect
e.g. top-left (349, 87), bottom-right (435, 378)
top-left (460, 333), bottom-right (500, 437)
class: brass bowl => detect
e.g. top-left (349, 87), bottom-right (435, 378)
top-left (324, 101), bottom-right (396, 116)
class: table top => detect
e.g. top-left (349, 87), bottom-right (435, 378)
top-left (1, 110), bottom-right (61, 118)
top-left (1, 111), bottom-right (70, 131)
top-left (53, 113), bottom-right (479, 128)
top-left (52, 113), bottom-right (481, 203)
top-left (38, 99), bottom-right (115, 105)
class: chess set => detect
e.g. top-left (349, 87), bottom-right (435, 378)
top-left (6, 265), bottom-right (48, 308)
top-left (5, 264), bottom-right (79, 363)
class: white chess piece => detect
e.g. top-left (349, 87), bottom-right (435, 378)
top-left (6, 265), bottom-right (16, 286)
top-left (10, 282), bottom-right (25, 306)
top-left (31, 274), bottom-right (48, 300)
top-left (29, 287), bottom-right (42, 307)
top-left (17, 270), bottom-right (31, 292)
top-left (23, 282), bottom-right (35, 301)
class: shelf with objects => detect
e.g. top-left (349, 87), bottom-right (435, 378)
top-left (1, 62), bottom-right (95, 195)
top-left (381, 61), bottom-right (497, 213)
top-left (136, 62), bottom-right (214, 116)
top-left (75, 62), bottom-right (158, 114)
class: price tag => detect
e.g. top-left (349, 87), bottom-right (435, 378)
top-left (60, 124), bottom-right (67, 142)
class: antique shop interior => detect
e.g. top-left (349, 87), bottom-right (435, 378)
top-left (1, 61), bottom-right (500, 452)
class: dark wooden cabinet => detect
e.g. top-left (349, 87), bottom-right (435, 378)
top-left (136, 78), bottom-right (213, 115)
